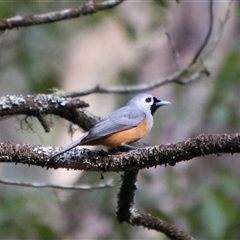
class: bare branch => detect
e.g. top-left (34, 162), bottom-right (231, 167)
top-left (0, 133), bottom-right (239, 171)
top-left (0, 178), bottom-right (114, 190)
top-left (66, 0), bottom-right (215, 98)
top-left (190, 0), bottom-right (213, 65)
top-left (16, 116), bottom-right (35, 133)
top-left (66, 65), bottom-right (209, 97)
top-left (36, 113), bottom-right (52, 133)
top-left (130, 209), bottom-right (194, 240)
top-left (177, 65), bottom-right (210, 85)
top-left (0, 94), bottom-right (100, 132)
top-left (117, 170), bottom-right (139, 223)
top-left (0, 94), bottom-right (88, 116)
top-left (116, 171), bottom-right (194, 239)
top-left (0, 0), bottom-right (125, 30)
top-left (209, 0), bottom-right (234, 56)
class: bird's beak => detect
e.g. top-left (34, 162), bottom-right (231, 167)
top-left (155, 100), bottom-right (171, 107)
top-left (151, 97), bottom-right (171, 115)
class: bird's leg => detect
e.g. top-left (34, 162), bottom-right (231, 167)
top-left (107, 144), bottom-right (143, 153)
top-left (121, 144), bottom-right (139, 150)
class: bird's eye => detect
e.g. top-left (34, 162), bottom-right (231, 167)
top-left (145, 97), bottom-right (152, 103)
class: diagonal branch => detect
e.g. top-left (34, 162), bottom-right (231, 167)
top-left (0, 133), bottom-right (239, 171)
top-left (0, 0), bottom-right (125, 30)
top-left (66, 0), bottom-right (215, 98)
top-left (208, 0), bottom-right (234, 57)
top-left (130, 209), bottom-right (194, 240)
top-left (116, 170), bottom-right (194, 239)
top-left (190, 0), bottom-right (213, 65)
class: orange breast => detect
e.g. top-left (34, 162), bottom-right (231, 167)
top-left (86, 118), bottom-right (149, 147)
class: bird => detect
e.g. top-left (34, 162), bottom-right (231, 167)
top-left (50, 94), bottom-right (171, 159)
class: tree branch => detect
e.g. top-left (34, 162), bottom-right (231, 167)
top-left (0, 0), bottom-right (125, 30)
top-left (0, 133), bottom-right (239, 171)
top-left (116, 170), bottom-right (194, 239)
top-left (190, 0), bottom-right (213, 65)
top-left (116, 170), bottom-right (139, 222)
top-left (65, 66), bottom-right (209, 97)
top-left (130, 209), bottom-right (194, 240)
top-left (208, 0), bottom-right (234, 57)
top-left (0, 94), bottom-right (100, 132)
top-left (66, 0), bottom-right (215, 98)
top-left (0, 178), bottom-right (114, 191)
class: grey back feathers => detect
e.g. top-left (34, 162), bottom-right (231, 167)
top-left (83, 94), bottom-right (155, 141)
top-left (82, 106), bottom-right (147, 143)
top-left (82, 94), bottom-right (155, 143)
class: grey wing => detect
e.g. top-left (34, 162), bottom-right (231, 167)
top-left (82, 106), bottom-right (146, 143)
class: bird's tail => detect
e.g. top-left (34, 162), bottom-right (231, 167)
top-left (49, 133), bottom-right (87, 160)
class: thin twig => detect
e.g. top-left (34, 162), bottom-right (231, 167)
top-left (65, 65), bottom-right (208, 97)
top-left (66, 0), bottom-right (214, 98)
top-left (0, 178), bottom-right (114, 190)
top-left (130, 209), bottom-right (195, 240)
top-left (190, 0), bottom-right (214, 65)
top-left (0, 0), bottom-right (125, 30)
top-left (36, 114), bottom-right (52, 133)
top-left (177, 65), bottom-right (210, 85)
top-left (208, 0), bottom-right (234, 56)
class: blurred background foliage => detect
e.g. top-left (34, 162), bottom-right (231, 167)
top-left (0, 0), bottom-right (240, 239)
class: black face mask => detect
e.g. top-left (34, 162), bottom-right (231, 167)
top-left (151, 97), bottom-right (171, 115)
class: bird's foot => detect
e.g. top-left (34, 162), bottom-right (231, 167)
top-left (121, 144), bottom-right (139, 150)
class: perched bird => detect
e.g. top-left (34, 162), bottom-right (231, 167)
top-left (50, 94), bottom-right (171, 159)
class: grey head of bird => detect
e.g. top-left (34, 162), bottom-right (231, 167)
top-left (126, 93), bottom-right (171, 115)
